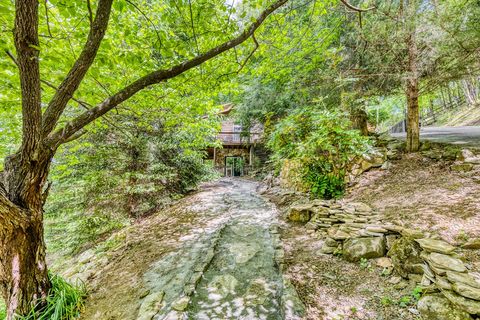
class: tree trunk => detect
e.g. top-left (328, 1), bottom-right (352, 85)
top-left (406, 79), bottom-right (420, 152)
top-left (0, 203), bottom-right (50, 319)
top-left (126, 144), bottom-right (142, 218)
top-left (405, 32), bottom-right (420, 152)
top-left (0, 155), bottom-right (52, 319)
top-left (350, 106), bottom-right (369, 136)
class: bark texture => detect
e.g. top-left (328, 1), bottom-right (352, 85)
top-left (0, 194), bottom-right (50, 319)
top-left (405, 32), bottom-right (420, 152)
top-left (0, 152), bottom-right (53, 319)
top-left (350, 107), bottom-right (369, 136)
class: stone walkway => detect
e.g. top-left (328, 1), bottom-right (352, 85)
top-left (79, 179), bottom-right (304, 319)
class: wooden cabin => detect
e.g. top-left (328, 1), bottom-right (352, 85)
top-left (205, 104), bottom-right (264, 176)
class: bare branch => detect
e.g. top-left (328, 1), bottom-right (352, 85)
top-left (41, 0), bottom-right (113, 138)
top-left (46, 0), bottom-right (289, 148)
top-left (63, 129), bottom-right (88, 143)
top-left (86, 0), bottom-right (93, 26)
top-left (44, 0), bottom-right (52, 37)
top-left (188, 0), bottom-right (200, 53)
top-left (237, 33), bottom-right (259, 74)
top-left (340, 0), bottom-right (375, 12)
top-left (125, 0), bottom-right (164, 49)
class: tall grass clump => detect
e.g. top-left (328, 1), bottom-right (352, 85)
top-left (0, 299), bottom-right (6, 319)
top-left (22, 273), bottom-right (86, 320)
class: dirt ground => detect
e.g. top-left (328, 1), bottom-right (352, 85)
top-left (56, 154), bottom-right (480, 319)
top-left (280, 224), bottom-right (421, 320)
top-left (346, 153), bottom-right (480, 244)
top-left (279, 152), bottom-right (480, 320)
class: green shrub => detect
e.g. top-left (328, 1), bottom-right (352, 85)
top-left (268, 107), bottom-right (371, 198)
top-left (45, 119), bottom-right (215, 255)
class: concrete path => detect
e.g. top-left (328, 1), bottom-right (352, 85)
top-left (391, 126), bottom-right (480, 148)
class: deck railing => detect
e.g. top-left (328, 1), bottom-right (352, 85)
top-left (217, 131), bottom-right (262, 144)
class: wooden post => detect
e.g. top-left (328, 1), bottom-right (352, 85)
top-left (249, 145), bottom-right (254, 166)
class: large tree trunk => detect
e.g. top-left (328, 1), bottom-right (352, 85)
top-left (406, 78), bottom-right (420, 152)
top-left (0, 204), bottom-right (50, 319)
top-left (405, 31), bottom-right (420, 152)
top-left (0, 155), bottom-right (52, 319)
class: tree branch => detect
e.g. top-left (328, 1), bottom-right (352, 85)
top-left (45, 0), bottom-right (289, 148)
top-left (44, 0), bottom-right (52, 37)
top-left (86, 0), bottom-right (93, 26)
top-left (41, 0), bottom-right (113, 138)
top-left (340, 0), bottom-right (375, 12)
top-left (125, 0), bottom-right (164, 49)
top-left (5, 49), bottom-right (94, 110)
top-left (237, 33), bottom-right (259, 74)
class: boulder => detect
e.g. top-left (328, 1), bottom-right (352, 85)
top-left (452, 282), bottom-right (480, 301)
top-left (400, 228), bottom-right (425, 239)
top-left (287, 204), bottom-right (314, 223)
top-left (451, 163), bottom-right (474, 172)
top-left (418, 294), bottom-right (473, 320)
top-left (443, 290), bottom-right (480, 315)
top-left (328, 229), bottom-right (350, 241)
top-left (386, 235), bottom-right (399, 250)
top-left (447, 271), bottom-right (480, 289)
top-left (343, 237), bottom-right (386, 262)
top-left (388, 236), bottom-right (424, 278)
top-left (427, 253), bottom-right (466, 273)
top-left (350, 202), bottom-right (372, 212)
top-left (462, 238), bottom-right (480, 250)
top-left (462, 149), bottom-right (480, 164)
top-left (435, 276), bottom-right (453, 290)
top-left (375, 257), bottom-right (393, 269)
top-left (171, 296), bottom-right (190, 311)
top-left (416, 238), bottom-right (456, 254)
top-left (320, 244), bottom-right (337, 254)
top-left (137, 291), bottom-right (165, 320)
top-left (324, 237), bottom-right (339, 247)
top-left (381, 161), bottom-right (392, 170)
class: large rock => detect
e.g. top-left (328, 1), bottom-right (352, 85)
top-left (359, 153), bottom-right (385, 172)
top-left (388, 236), bottom-right (424, 278)
top-left (137, 291), bottom-right (165, 320)
top-left (462, 149), bottom-right (480, 164)
top-left (354, 202), bottom-right (373, 212)
top-left (452, 282), bottom-right (480, 301)
top-left (416, 238), bottom-right (456, 254)
top-left (443, 290), bottom-right (480, 315)
top-left (462, 238), bottom-right (480, 250)
top-left (447, 271), bottom-right (480, 289)
top-left (343, 237), bottom-right (386, 262)
top-left (451, 163), bottom-right (474, 172)
top-left (287, 204), bottom-right (314, 223)
top-left (418, 294), bottom-right (473, 320)
top-left (427, 253), bottom-right (467, 273)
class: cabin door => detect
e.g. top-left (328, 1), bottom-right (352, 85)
top-left (225, 156), bottom-right (244, 177)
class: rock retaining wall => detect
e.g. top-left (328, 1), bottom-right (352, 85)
top-left (286, 200), bottom-right (480, 319)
